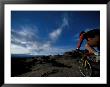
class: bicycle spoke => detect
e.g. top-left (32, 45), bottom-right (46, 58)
top-left (79, 59), bottom-right (92, 77)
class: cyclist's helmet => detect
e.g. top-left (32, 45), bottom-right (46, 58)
top-left (85, 29), bottom-right (100, 38)
top-left (80, 29), bottom-right (100, 40)
top-left (79, 31), bottom-right (87, 40)
top-left (80, 31), bottom-right (85, 36)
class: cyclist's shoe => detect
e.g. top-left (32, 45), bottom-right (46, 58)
top-left (94, 52), bottom-right (100, 62)
top-left (94, 52), bottom-right (99, 56)
top-left (96, 55), bottom-right (100, 62)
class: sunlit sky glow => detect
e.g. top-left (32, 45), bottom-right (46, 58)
top-left (11, 11), bottom-right (100, 55)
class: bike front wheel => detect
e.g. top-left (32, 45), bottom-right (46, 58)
top-left (79, 59), bottom-right (92, 77)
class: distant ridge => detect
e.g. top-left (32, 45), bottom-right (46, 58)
top-left (11, 54), bottom-right (35, 58)
top-left (11, 49), bottom-right (87, 58)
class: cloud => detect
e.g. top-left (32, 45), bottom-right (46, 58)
top-left (61, 16), bottom-right (69, 28)
top-left (11, 14), bottom-right (69, 55)
top-left (30, 46), bottom-right (69, 55)
top-left (73, 33), bottom-right (80, 42)
top-left (11, 25), bottom-right (40, 53)
top-left (31, 42), bottom-right (51, 53)
top-left (50, 28), bottom-right (62, 40)
top-left (11, 25), bottom-right (38, 42)
top-left (11, 44), bottom-right (30, 54)
top-left (11, 25), bottom-right (53, 54)
top-left (49, 15), bottom-right (69, 41)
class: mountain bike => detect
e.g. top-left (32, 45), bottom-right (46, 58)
top-left (75, 49), bottom-right (100, 77)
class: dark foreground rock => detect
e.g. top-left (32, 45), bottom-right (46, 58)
top-left (11, 50), bottom-right (100, 77)
top-left (11, 56), bottom-right (81, 77)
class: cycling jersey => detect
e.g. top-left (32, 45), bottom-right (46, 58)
top-left (77, 29), bottom-right (100, 49)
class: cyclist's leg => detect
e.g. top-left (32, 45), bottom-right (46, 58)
top-left (85, 44), bottom-right (100, 62)
top-left (85, 35), bottom-right (100, 55)
top-left (85, 43), bottom-right (97, 54)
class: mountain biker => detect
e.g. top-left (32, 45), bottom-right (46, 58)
top-left (76, 29), bottom-right (100, 62)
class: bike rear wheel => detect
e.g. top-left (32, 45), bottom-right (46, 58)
top-left (79, 59), bottom-right (92, 77)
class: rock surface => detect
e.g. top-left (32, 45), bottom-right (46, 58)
top-left (11, 50), bottom-right (100, 77)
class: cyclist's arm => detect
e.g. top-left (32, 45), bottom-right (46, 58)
top-left (77, 34), bottom-right (84, 49)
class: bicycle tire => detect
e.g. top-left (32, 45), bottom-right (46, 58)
top-left (79, 59), bottom-right (92, 77)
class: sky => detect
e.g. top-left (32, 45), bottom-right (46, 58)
top-left (11, 11), bottom-right (100, 55)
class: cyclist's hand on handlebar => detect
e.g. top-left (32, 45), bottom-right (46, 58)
top-left (75, 48), bottom-right (81, 53)
top-left (76, 48), bottom-right (80, 51)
